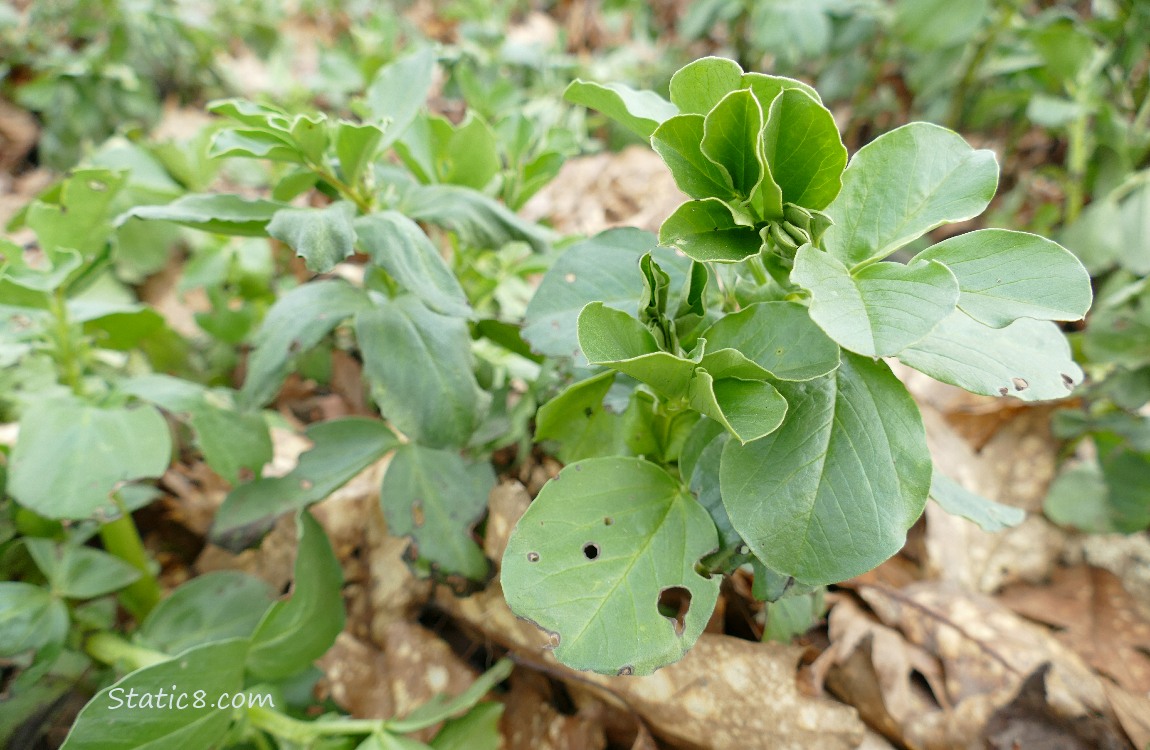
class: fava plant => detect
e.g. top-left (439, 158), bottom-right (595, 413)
top-left (503, 57), bottom-right (1093, 675)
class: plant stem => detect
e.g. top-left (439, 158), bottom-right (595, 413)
top-left (49, 288), bottom-right (84, 397)
top-left (86, 632), bottom-right (169, 671)
top-left (99, 495), bottom-right (162, 620)
top-left (247, 705), bottom-right (385, 742)
top-left (310, 161), bottom-right (374, 214)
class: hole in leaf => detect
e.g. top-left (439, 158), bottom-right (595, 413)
top-left (527, 551), bottom-right (540, 562)
top-left (1012, 377), bottom-right (1029, 392)
top-left (411, 500), bottom-right (425, 528)
top-left (564, 273), bottom-right (577, 283)
top-left (617, 665), bottom-right (634, 676)
top-left (1061, 373), bottom-right (1075, 389)
top-left (603, 517), bottom-right (613, 526)
top-left (658, 586), bottom-right (692, 637)
top-left (582, 542), bottom-right (600, 560)
top-left (299, 479), bottom-right (314, 491)
top-left (88, 180), bottom-right (108, 192)
top-left (998, 387), bottom-right (1009, 396)
top-left (543, 629), bottom-right (561, 650)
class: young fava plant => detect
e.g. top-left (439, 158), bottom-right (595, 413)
top-left (503, 57), bottom-right (1093, 675)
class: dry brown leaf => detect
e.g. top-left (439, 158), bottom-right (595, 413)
top-left (502, 669), bottom-right (608, 750)
top-left (918, 404), bottom-right (1067, 593)
top-left (853, 582), bottom-right (1132, 749)
top-left (983, 664), bottom-right (1130, 750)
top-left (316, 632), bottom-right (394, 718)
top-left (1102, 680), bottom-right (1150, 750)
top-left (521, 146), bottom-right (686, 235)
top-left (437, 583), bottom-right (865, 750)
top-left (999, 566), bottom-right (1150, 694)
top-left (810, 596), bottom-right (947, 743)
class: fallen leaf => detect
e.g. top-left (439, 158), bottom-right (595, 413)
top-left (501, 669), bottom-right (608, 750)
top-left (438, 584), bottom-right (866, 750)
top-left (983, 664), bottom-right (1129, 750)
top-left (1000, 566), bottom-right (1150, 693)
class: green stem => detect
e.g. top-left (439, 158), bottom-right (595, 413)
top-left (99, 495), bottom-right (162, 619)
top-left (1064, 99), bottom-right (1090, 224)
top-left (86, 632), bottom-right (169, 671)
top-left (247, 706), bottom-right (387, 742)
top-left (49, 288), bottom-right (84, 397)
top-left (310, 161), bottom-right (374, 214)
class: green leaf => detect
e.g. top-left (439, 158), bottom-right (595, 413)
top-left (563, 80), bottom-right (678, 138)
top-left (60, 639), bottom-right (248, 750)
top-left (27, 169), bottom-right (126, 256)
top-left (137, 571), bottom-right (274, 655)
top-left (212, 418), bottom-right (398, 547)
top-left (522, 228), bottom-right (664, 358)
top-left (894, 0), bottom-right (988, 51)
top-left (355, 212), bottom-right (471, 317)
top-left (25, 540), bottom-right (141, 599)
top-left (700, 89), bottom-right (764, 200)
top-left (208, 98), bottom-right (290, 128)
top-left (911, 229), bottom-right (1091, 328)
top-left (123, 375), bottom-right (271, 485)
top-left (651, 115), bottom-right (736, 200)
top-left (9, 399), bottom-right (172, 519)
top-left (401, 184), bottom-right (551, 254)
top-left (761, 89), bottom-right (846, 210)
top-left (701, 301), bottom-right (840, 381)
top-left (397, 113), bottom-right (501, 190)
top-left (380, 444), bottom-right (493, 584)
top-left (721, 354), bottom-right (931, 585)
top-left (357, 296), bottom-right (487, 448)
top-left (209, 128), bottom-right (301, 163)
top-left (896, 312), bottom-right (1083, 401)
top-left (535, 372), bottom-right (658, 463)
top-left (1044, 462), bottom-right (1113, 533)
top-left (240, 279), bottom-right (374, 409)
top-left (118, 194), bottom-right (287, 237)
top-left (668, 56), bottom-right (745, 115)
top-left (0, 582), bottom-right (69, 657)
top-left (792, 245), bottom-right (960, 357)
top-left (929, 471), bottom-right (1025, 532)
top-left (688, 371), bottom-right (787, 444)
top-left (762, 590), bottom-right (825, 643)
top-left (823, 123), bottom-right (999, 266)
top-left (336, 120), bottom-right (386, 186)
top-left (363, 46), bottom-right (437, 147)
top-left (267, 201), bottom-right (358, 274)
top-left (502, 457), bottom-right (721, 675)
top-left (247, 511), bottom-right (344, 680)
top-left (659, 198), bottom-right (763, 263)
top-left (430, 703), bottom-right (502, 750)
top-left (0, 240), bottom-right (81, 292)
top-left (687, 429), bottom-right (744, 570)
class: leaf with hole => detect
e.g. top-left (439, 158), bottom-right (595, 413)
top-left (895, 311), bottom-right (1083, 401)
top-left (502, 457), bottom-right (720, 675)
